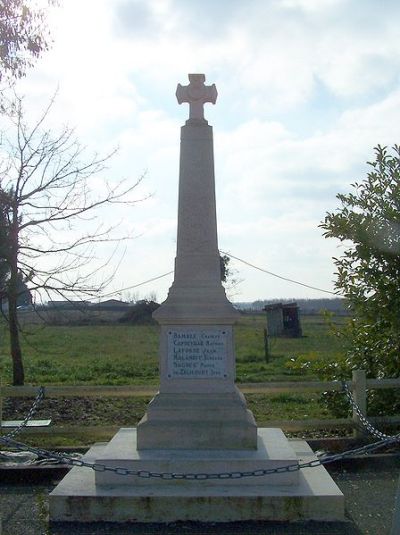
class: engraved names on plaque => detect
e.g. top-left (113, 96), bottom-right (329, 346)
top-left (167, 329), bottom-right (227, 378)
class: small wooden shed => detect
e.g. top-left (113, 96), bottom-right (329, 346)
top-left (263, 302), bottom-right (302, 338)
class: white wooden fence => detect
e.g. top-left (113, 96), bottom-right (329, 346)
top-left (1, 370), bottom-right (400, 438)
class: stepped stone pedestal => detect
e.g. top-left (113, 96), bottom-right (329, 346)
top-left (50, 429), bottom-right (343, 523)
top-left (49, 74), bottom-right (344, 525)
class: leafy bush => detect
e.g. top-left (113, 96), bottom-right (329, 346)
top-left (319, 146), bottom-right (400, 416)
top-left (285, 352), bottom-right (320, 375)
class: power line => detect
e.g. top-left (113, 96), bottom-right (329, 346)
top-left (220, 250), bottom-right (338, 296)
top-left (99, 271), bottom-right (174, 299)
top-left (99, 251), bottom-right (337, 301)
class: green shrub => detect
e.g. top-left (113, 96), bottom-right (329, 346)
top-left (285, 352), bottom-right (319, 375)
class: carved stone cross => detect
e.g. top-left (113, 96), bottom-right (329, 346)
top-left (176, 73), bottom-right (218, 121)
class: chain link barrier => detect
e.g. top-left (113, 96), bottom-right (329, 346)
top-left (1, 386), bottom-right (45, 440)
top-left (341, 380), bottom-right (396, 440)
top-left (0, 383), bottom-right (399, 480)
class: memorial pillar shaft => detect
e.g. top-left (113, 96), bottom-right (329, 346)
top-left (175, 122), bottom-right (220, 286)
top-left (137, 74), bottom-right (257, 450)
top-left (154, 118), bottom-right (238, 322)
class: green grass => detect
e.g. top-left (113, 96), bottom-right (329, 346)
top-left (0, 313), bottom-right (346, 386)
top-left (235, 314), bottom-right (345, 382)
top-left (246, 392), bottom-right (334, 423)
top-left (0, 314), bottom-right (350, 445)
top-left (0, 323), bottom-right (160, 385)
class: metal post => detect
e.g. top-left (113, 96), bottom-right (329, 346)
top-left (263, 327), bottom-right (270, 363)
top-left (352, 369), bottom-right (367, 438)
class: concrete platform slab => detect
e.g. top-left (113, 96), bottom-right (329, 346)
top-left (94, 428), bottom-right (299, 486)
top-left (49, 430), bottom-right (344, 523)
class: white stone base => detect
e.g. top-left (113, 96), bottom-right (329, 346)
top-left (49, 428), bottom-right (344, 523)
top-left (95, 428), bottom-right (298, 487)
top-left (137, 390), bottom-right (257, 450)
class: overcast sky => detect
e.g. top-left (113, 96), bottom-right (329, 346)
top-left (16, 0), bottom-right (400, 303)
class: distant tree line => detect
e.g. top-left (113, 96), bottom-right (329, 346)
top-left (237, 298), bottom-right (349, 315)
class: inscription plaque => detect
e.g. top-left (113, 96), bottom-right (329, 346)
top-left (167, 329), bottom-right (227, 378)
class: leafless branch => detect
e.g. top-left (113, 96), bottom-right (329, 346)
top-left (0, 93), bottom-right (147, 384)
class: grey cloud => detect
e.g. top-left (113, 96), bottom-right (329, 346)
top-left (113, 0), bottom-right (158, 37)
top-left (113, 0), bottom-right (245, 41)
top-left (171, 0), bottom-right (243, 35)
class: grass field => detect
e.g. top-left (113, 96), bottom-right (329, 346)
top-left (0, 314), bottom-right (346, 385)
top-left (0, 314), bottom-right (350, 445)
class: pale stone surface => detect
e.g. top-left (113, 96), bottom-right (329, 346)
top-left (136, 390), bottom-right (257, 450)
top-left (49, 436), bottom-right (345, 523)
top-left (1, 419), bottom-right (51, 428)
top-left (95, 428), bottom-right (299, 487)
top-left (176, 73), bottom-right (217, 122)
top-left (159, 325), bottom-right (236, 391)
top-left (167, 328), bottom-right (228, 380)
top-left (48, 75), bottom-right (344, 525)
top-left (140, 75), bottom-right (253, 450)
top-left (152, 120), bottom-right (239, 325)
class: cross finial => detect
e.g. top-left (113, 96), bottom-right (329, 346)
top-left (176, 74), bottom-right (218, 123)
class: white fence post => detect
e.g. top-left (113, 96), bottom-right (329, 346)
top-left (352, 369), bottom-right (367, 438)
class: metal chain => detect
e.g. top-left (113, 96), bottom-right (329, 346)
top-left (341, 380), bottom-right (395, 440)
top-left (0, 430), bottom-right (399, 479)
top-left (1, 386), bottom-right (45, 439)
top-left (0, 384), bottom-right (399, 480)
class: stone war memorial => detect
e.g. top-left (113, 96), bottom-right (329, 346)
top-left (49, 74), bottom-right (344, 524)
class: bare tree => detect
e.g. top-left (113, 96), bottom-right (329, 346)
top-left (0, 188), bottom-right (11, 300)
top-left (0, 95), bottom-right (144, 384)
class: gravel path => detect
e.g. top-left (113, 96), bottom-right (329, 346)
top-left (0, 458), bottom-right (399, 534)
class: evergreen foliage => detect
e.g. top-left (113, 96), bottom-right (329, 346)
top-left (315, 145), bottom-right (400, 416)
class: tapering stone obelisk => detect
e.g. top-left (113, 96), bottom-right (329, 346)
top-left (137, 74), bottom-right (257, 450)
top-left (49, 75), bottom-right (344, 524)
top-left (156, 73), bottom-right (238, 321)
